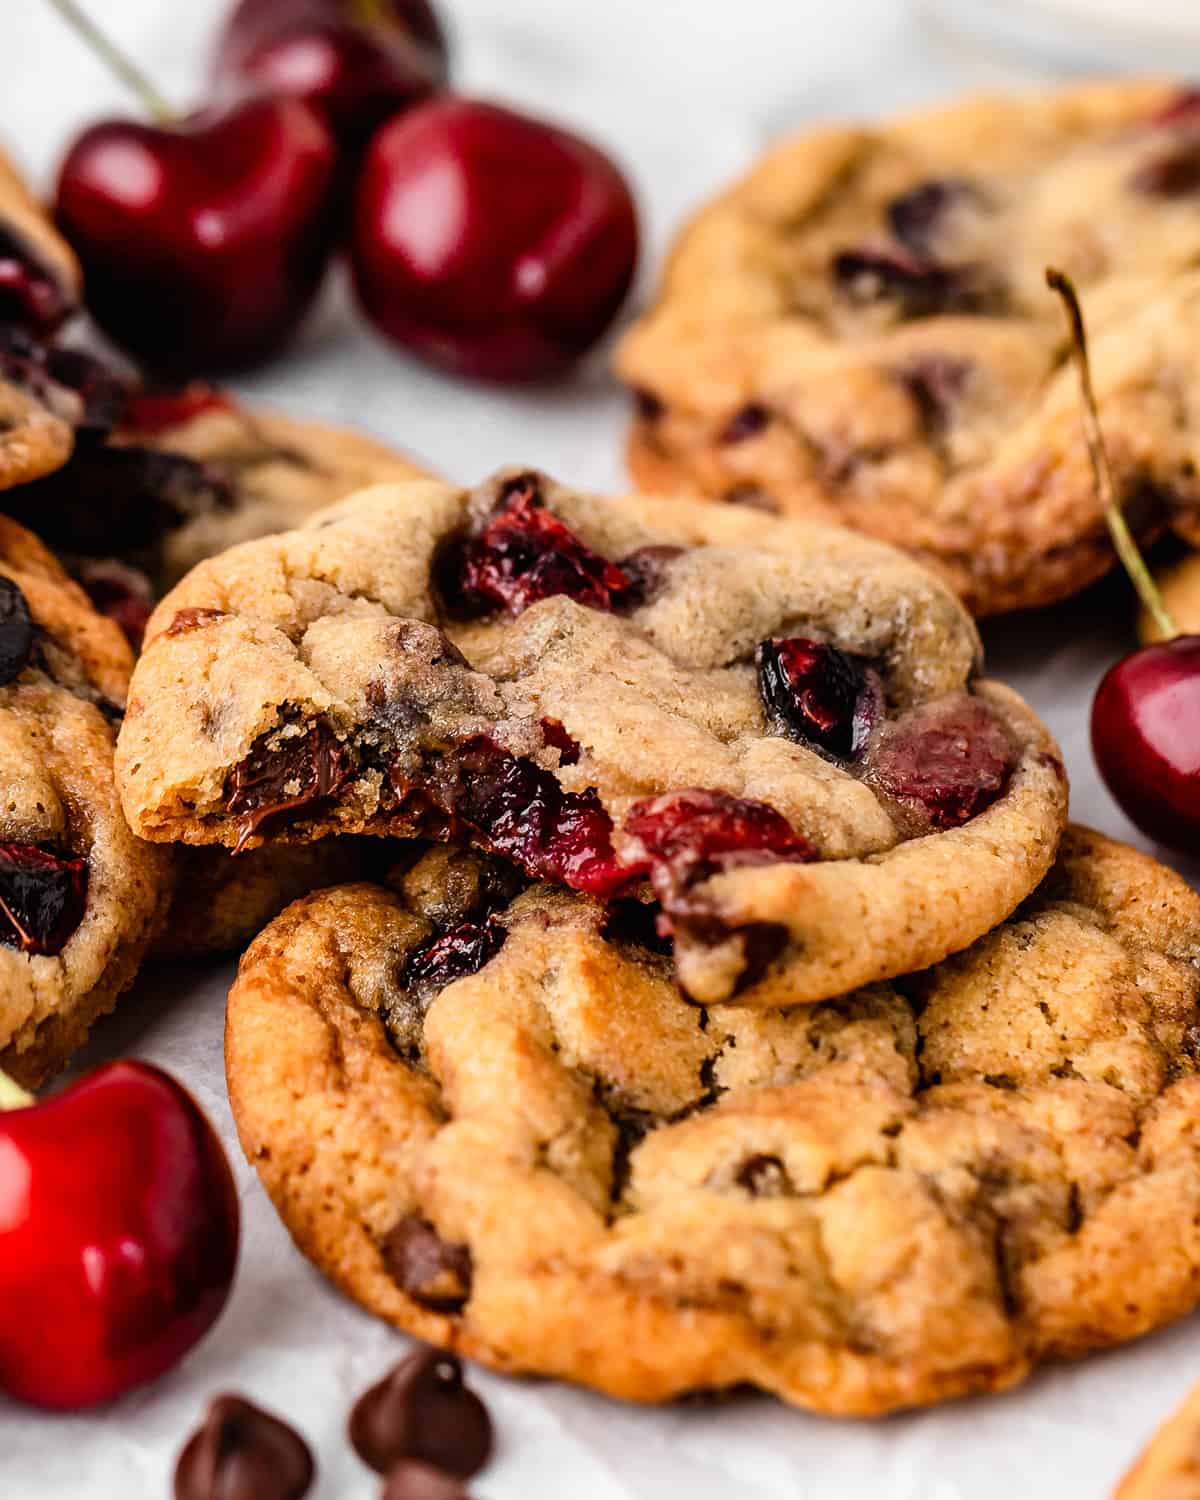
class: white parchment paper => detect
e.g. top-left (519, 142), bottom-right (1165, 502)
top-left (4, 3), bottom-right (1197, 1494)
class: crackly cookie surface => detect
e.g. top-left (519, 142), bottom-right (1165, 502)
top-left (1115, 1382), bottom-right (1200, 1500)
top-left (2, 384), bottom-right (429, 591)
top-left (228, 828), bottom-right (1200, 1414)
top-left (116, 469), bottom-right (1065, 1007)
top-left (0, 515), bottom-right (170, 1086)
top-left (617, 79), bottom-right (1200, 616)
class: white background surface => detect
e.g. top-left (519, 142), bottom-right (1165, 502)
top-left (5, 2), bottom-right (1200, 1495)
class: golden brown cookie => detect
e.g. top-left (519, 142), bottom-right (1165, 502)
top-left (117, 469), bottom-right (1066, 1008)
top-left (0, 516), bottom-right (171, 1086)
top-left (1115, 1382), bottom-right (1200, 1499)
top-left (616, 79), bottom-right (1200, 616)
top-left (227, 827), bottom-right (1200, 1415)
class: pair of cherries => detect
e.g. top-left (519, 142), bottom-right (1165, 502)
top-left (52, 0), bottom-right (638, 380)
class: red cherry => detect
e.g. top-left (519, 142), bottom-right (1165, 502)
top-left (1049, 269), bottom-right (1200, 849)
top-left (0, 1061), bottom-right (240, 1409)
top-left (1091, 638), bottom-right (1200, 849)
top-left (54, 95), bottom-right (339, 373)
top-left (214, 0), bottom-right (449, 152)
top-left (350, 97), bottom-right (639, 381)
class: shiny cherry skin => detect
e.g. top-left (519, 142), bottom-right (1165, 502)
top-left (350, 97), bottom-right (640, 381)
top-left (214, 0), bottom-right (449, 152)
top-left (54, 95), bottom-right (339, 374)
top-left (1091, 635), bottom-right (1200, 850)
top-left (0, 1061), bottom-right (240, 1409)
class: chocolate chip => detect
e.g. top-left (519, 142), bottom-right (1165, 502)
top-left (382, 1460), bottom-right (473, 1500)
top-left (723, 485), bottom-right (780, 514)
top-left (1131, 142), bottom-right (1200, 197)
top-left (832, 248), bottom-right (993, 319)
top-left (615, 544), bottom-right (685, 606)
top-left (174, 1394), bottom-right (314, 1500)
top-left (381, 1215), bottom-right (473, 1313)
top-left (0, 577), bottom-right (35, 685)
top-left (226, 721), bottom-right (349, 852)
top-left (719, 403), bottom-right (769, 444)
top-left (632, 387), bottom-right (664, 422)
top-left (897, 354), bottom-right (971, 437)
top-left (349, 1347), bottom-right (493, 1478)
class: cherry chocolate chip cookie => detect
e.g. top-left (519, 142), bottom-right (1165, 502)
top-left (227, 828), bottom-right (1200, 1414)
top-left (0, 515), bottom-right (170, 1087)
top-left (617, 79), bottom-right (1200, 615)
top-left (117, 469), bottom-right (1065, 1007)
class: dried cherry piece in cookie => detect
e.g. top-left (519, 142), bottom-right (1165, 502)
top-left (226, 722), bottom-right (349, 851)
top-left (865, 695), bottom-right (1016, 833)
top-left (348, 1346), bottom-right (493, 1478)
top-left (121, 383), bottom-right (233, 436)
top-left (0, 230), bottom-right (72, 333)
top-left (401, 916), bottom-right (507, 1006)
top-left (406, 737), bottom-right (626, 897)
top-left (0, 577), bottom-right (35, 685)
top-left (447, 475), bottom-right (634, 618)
top-left (0, 843), bottom-right (88, 955)
top-left (1151, 88), bottom-right (1200, 128)
top-left (757, 637), bottom-right (882, 760)
top-left (174, 1393), bottom-right (314, 1500)
top-left (623, 788), bottom-right (815, 910)
top-left (381, 1214), bottom-right (472, 1313)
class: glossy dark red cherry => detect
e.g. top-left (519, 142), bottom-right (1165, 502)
top-left (54, 95), bottom-right (339, 373)
top-left (350, 97), bottom-right (639, 381)
top-left (1091, 637), bottom-right (1200, 849)
top-left (1048, 268), bottom-right (1200, 850)
top-left (214, 0), bottom-right (449, 153)
top-left (0, 1061), bottom-right (240, 1409)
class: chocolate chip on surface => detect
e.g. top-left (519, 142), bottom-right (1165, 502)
top-left (382, 1459), bottom-right (473, 1500)
top-left (0, 576), bottom-right (35, 686)
top-left (173, 1393), bottom-right (314, 1500)
top-left (349, 1346), bottom-right (493, 1478)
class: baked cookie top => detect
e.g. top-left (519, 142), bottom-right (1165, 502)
top-left (117, 468), bottom-right (1065, 1007)
top-left (0, 515), bottom-right (170, 1085)
top-left (227, 827), bottom-right (1200, 1415)
top-left (616, 79), bottom-right (1200, 615)
top-left (2, 384), bottom-right (429, 589)
top-left (1115, 1381), bottom-right (1200, 1500)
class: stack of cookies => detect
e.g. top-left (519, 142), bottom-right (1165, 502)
top-left (0, 146), bottom-right (424, 1080)
top-left (110, 462), bottom-right (1200, 1418)
top-left (4, 76), bottom-right (1200, 1438)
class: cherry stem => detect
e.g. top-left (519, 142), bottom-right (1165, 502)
top-left (44, 0), bottom-right (175, 126)
top-left (0, 1070), bottom-right (33, 1111)
top-left (1046, 268), bottom-right (1177, 641)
